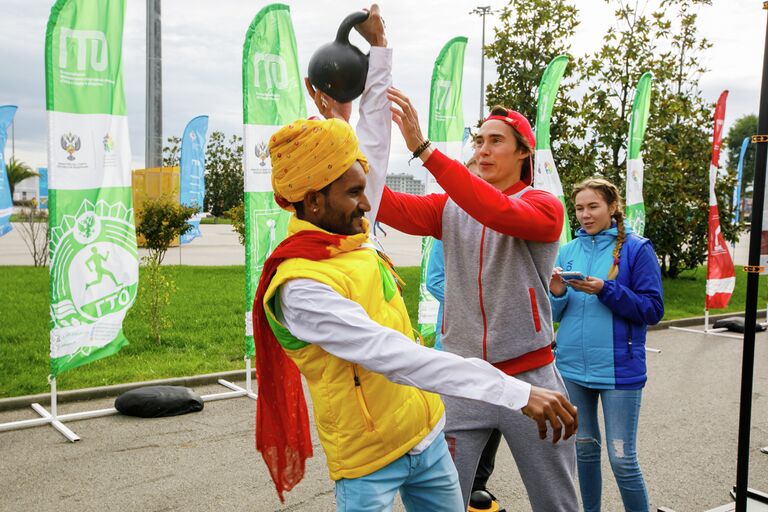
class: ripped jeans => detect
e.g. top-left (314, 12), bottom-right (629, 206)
top-left (563, 380), bottom-right (649, 512)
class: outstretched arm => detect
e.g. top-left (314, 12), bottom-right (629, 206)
top-left (279, 278), bottom-right (577, 443)
top-left (304, 4), bottom-right (391, 224)
top-left (356, 45), bottom-right (392, 224)
top-left (388, 87), bottom-right (562, 242)
top-left (424, 151), bottom-right (563, 241)
top-left (354, 4), bottom-right (390, 223)
top-left (377, 186), bottom-right (445, 238)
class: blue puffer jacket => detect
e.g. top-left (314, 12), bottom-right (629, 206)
top-left (550, 223), bottom-right (664, 389)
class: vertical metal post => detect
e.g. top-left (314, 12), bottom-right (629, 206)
top-left (50, 377), bottom-right (57, 418)
top-left (146, 0), bottom-right (162, 169)
top-left (245, 356), bottom-right (253, 394)
top-left (734, 4), bottom-right (768, 510)
top-left (51, 377), bottom-right (58, 419)
top-left (11, 119), bottom-right (15, 160)
top-left (479, 10), bottom-right (487, 123)
top-left (470, 6), bottom-right (492, 124)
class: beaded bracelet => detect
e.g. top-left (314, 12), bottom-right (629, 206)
top-left (408, 139), bottom-right (432, 165)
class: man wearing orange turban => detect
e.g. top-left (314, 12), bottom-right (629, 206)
top-left (252, 6), bottom-right (576, 512)
top-left (270, 118), bottom-right (368, 210)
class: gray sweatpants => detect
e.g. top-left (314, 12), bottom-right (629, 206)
top-left (443, 362), bottom-right (578, 511)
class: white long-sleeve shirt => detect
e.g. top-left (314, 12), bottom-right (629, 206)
top-left (358, 46), bottom-right (393, 225)
top-left (278, 278), bottom-right (532, 412)
top-left (276, 45), bottom-right (531, 453)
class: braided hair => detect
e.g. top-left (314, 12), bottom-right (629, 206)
top-left (571, 178), bottom-right (626, 280)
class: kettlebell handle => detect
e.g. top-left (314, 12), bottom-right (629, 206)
top-left (335, 10), bottom-right (370, 44)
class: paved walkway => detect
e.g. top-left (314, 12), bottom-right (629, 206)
top-left (0, 222), bottom-right (424, 267)
top-left (1, 327), bottom-right (767, 511)
top-left (0, 219), bottom-right (753, 269)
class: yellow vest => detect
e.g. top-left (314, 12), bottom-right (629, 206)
top-left (263, 217), bottom-right (445, 480)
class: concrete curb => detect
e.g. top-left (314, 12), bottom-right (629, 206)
top-left (0, 368), bottom-right (256, 413)
top-left (648, 309), bottom-right (767, 331)
top-left (2, 309), bottom-right (764, 412)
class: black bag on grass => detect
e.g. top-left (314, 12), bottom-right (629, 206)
top-left (115, 385), bottom-right (204, 418)
top-left (712, 317), bottom-right (766, 334)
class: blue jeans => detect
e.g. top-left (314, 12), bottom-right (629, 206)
top-left (563, 380), bottom-right (649, 512)
top-left (334, 433), bottom-right (464, 512)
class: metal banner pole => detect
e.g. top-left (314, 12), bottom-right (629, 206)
top-left (215, 357), bottom-right (257, 401)
top-left (50, 377), bottom-right (57, 418)
top-left (734, 4), bottom-right (768, 510)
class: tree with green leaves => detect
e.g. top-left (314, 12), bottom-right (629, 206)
top-left (570, 0), bottom-right (733, 277)
top-left (5, 157), bottom-right (38, 197)
top-left (16, 199), bottom-right (48, 267)
top-left (162, 135), bottom-right (181, 167)
top-left (484, 0), bottom-right (595, 217)
top-left (568, 1), bottom-right (663, 243)
top-left (225, 203), bottom-right (245, 246)
top-left (135, 195), bottom-right (196, 344)
top-left (484, 0), bottom-right (580, 136)
top-left (482, 0), bottom-right (731, 277)
top-left (135, 195), bottom-right (196, 265)
top-left (641, 0), bottom-right (739, 277)
top-left (160, 132), bottom-right (243, 217)
top-left (577, 2), bottom-right (659, 182)
top-left (724, 114), bottom-right (757, 214)
top-left (485, 0), bottom-right (577, 122)
top-left (204, 131), bottom-right (244, 217)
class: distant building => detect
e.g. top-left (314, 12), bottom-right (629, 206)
top-left (13, 176), bottom-right (38, 203)
top-left (386, 173), bottom-right (424, 195)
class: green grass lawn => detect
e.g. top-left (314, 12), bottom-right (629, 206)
top-left (10, 214), bottom-right (46, 222)
top-left (1, 264), bottom-right (766, 398)
top-left (199, 216), bottom-right (232, 225)
top-left (0, 266), bottom-right (245, 397)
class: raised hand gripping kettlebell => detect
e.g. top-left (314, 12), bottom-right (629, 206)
top-left (307, 10), bottom-right (370, 103)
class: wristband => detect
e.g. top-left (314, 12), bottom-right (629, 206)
top-left (408, 139), bottom-right (431, 165)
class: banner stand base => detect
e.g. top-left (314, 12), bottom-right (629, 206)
top-left (0, 377), bottom-right (117, 442)
top-left (669, 309), bottom-right (750, 339)
top-left (658, 486), bottom-right (768, 511)
top-left (0, 363), bottom-right (258, 442)
top-left (211, 356), bottom-right (257, 401)
top-left (669, 325), bottom-right (744, 339)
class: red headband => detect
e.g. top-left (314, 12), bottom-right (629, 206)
top-left (482, 110), bottom-right (536, 151)
top-left (481, 110), bottom-right (535, 185)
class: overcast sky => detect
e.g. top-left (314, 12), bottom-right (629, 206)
top-left (0, 0), bottom-right (764, 180)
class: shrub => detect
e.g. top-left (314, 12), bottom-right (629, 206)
top-left (134, 196), bottom-right (196, 343)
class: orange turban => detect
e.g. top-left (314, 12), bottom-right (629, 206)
top-left (269, 118), bottom-right (369, 209)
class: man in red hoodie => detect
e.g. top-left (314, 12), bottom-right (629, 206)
top-left (376, 90), bottom-right (579, 510)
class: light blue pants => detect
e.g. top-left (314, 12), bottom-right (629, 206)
top-left (334, 433), bottom-right (464, 512)
top-left (564, 380), bottom-right (649, 512)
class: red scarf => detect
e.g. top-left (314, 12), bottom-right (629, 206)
top-left (253, 225), bottom-right (369, 502)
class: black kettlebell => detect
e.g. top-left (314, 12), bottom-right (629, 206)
top-left (308, 10), bottom-right (370, 103)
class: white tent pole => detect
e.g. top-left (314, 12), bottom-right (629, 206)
top-left (50, 377), bottom-right (57, 418)
top-left (245, 356), bottom-right (253, 394)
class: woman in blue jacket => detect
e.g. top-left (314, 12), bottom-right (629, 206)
top-left (549, 178), bottom-right (664, 512)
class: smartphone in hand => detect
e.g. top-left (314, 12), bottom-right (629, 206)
top-left (560, 271), bottom-right (585, 281)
